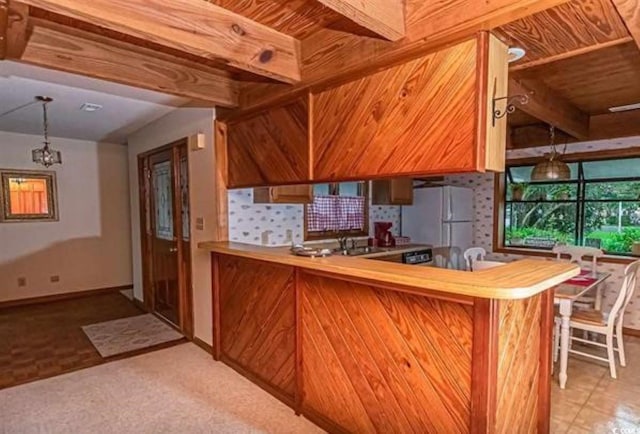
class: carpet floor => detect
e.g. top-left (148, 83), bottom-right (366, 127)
top-left (0, 343), bottom-right (324, 434)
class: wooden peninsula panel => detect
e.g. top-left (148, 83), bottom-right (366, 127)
top-left (299, 270), bottom-right (473, 433)
top-left (312, 38), bottom-right (477, 180)
top-left (225, 96), bottom-right (311, 188)
top-left (215, 255), bottom-right (296, 404)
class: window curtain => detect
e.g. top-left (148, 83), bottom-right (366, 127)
top-left (307, 195), bottom-right (365, 232)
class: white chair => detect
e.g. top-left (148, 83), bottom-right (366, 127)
top-left (554, 260), bottom-right (640, 379)
top-left (472, 260), bottom-right (506, 271)
top-left (463, 247), bottom-right (486, 271)
top-left (552, 245), bottom-right (605, 310)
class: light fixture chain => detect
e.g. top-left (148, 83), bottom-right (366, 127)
top-left (42, 100), bottom-right (50, 149)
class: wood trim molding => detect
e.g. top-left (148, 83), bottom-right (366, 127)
top-left (211, 252), bottom-right (221, 360)
top-left (192, 336), bottom-right (213, 355)
top-left (623, 327), bottom-right (640, 338)
top-left (315, 0), bottom-right (406, 41)
top-left (470, 298), bottom-right (500, 433)
top-left (538, 289), bottom-right (554, 433)
top-left (507, 146), bottom-right (640, 166)
top-left (0, 284), bottom-right (134, 309)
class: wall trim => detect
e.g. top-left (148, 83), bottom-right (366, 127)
top-left (192, 336), bottom-right (213, 354)
top-left (624, 327), bottom-right (640, 338)
top-left (0, 284), bottom-right (133, 309)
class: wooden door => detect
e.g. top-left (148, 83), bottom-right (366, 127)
top-left (139, 140), bottom-right (193, 337)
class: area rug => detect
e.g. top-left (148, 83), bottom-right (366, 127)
top-left (82, 314), bottom-right (183, 358)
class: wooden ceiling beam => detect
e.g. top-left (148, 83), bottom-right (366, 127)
top-left (508, 78), bottom-right (590, 139)
top-left (20, 20), bottom-right (240, 107)
top-left (1, 1), bottom-right (30, 59)
top-left (19, 0), bottom-right (301, 83)
top-left (611, 0), bottom-right (640, 49)
top-left (240, 0), bottom-right (571, 109)
top-left (315, 0), bottom-right (405, 41)
top-left (510, 110), bottom-right (640, 148)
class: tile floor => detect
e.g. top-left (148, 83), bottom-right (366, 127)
top-left (551, 336), bottom-right (640, 433)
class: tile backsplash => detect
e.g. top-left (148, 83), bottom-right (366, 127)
top-left (227, 188), bottom-right (402, 246)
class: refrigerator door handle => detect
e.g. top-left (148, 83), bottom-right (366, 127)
top-left (445, 188), bottom-right (453, 221)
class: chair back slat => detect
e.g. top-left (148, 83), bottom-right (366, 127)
top-left (608, 260), bottom-right (640, 328)
top-left (552, 245), bottom-right (604, 274)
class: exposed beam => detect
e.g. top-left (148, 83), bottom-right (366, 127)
top-left (20, 0), bottom-right (301, 83)
top-left (315, 0), bottom-right (405, 41)
top-left (508, 78), bottom-right (590, 139)
top-left (1, 1), bottom-right (29, 59)
top-left (612, 0), bottom-right (640, 49)
top-left (21, 21), bottom-right (239, 107)
top-left (509, 36), bottom-right (633, 71)
top-left (240, 0), bottom-right (571, 109)
top-left (510, 110), bottom-right (640, 148)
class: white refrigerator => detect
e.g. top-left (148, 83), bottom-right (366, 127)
top-left (401, 186), bottom-right (473, 269)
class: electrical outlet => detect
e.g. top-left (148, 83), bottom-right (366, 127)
top-left (285, 229), bottom-right (293, 243)
top-left (196, 217), bottom-right (205, 231)
top-left (50, 275), bottom-right (60, 283)
top-left (17, 277), bottom-right (26, 287)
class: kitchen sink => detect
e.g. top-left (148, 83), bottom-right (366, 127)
top-left (333, 246), bottom-right (389, 256)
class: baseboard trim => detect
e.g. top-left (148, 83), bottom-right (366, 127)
top-left (0, 284), bottom-right (134, 309)
top-left (192, 337), bottom-right (213, 355)
top-left (132, 297), bottom-right (148, 312)
top-left (623, 327), bottom-right (640, 338)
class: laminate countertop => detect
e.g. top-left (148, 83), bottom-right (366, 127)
top-left (198, 241), bottom-right (579, 300)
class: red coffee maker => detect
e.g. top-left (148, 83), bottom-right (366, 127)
top-left (374, 221), bottom-right (396, 247)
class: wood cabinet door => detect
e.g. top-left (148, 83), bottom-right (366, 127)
top-left (389, 178), bottom-right (413, 205)
top-left (226, 96), bottom-right (310, 188)
top-left (254, 185), bottom-right (313, 204)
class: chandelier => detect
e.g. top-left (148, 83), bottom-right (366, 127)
top-left (531, 125), bottom-right (570, 181)
top-left (32, 96), bottom-right (62, 167)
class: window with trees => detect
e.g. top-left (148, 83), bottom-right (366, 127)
top-left (305, 181), bottom-right (368, 240)
top-left (503, 157), bottom-right (640, 256)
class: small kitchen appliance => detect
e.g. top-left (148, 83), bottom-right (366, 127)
top-left (374, 221), bottom-right (396, 247)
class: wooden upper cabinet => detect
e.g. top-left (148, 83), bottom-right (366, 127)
top-left (311, 33), bottom-right (509, 181)
top-left (223, 96), bottom-right (311, 188)
top-left (371, 178), bottom-right (413, 205)
top-left (254, 185), bottom-right (313, 204)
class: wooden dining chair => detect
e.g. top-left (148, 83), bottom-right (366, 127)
top-left (552, 245), bottom-right (605, 309)
top-left (554, 260), bottom-right (640, 379)
top-left (463, 247), bottom-right (486, 271)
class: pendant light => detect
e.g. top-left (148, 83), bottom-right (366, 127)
top-left (32, 96), bottom-right (62, 167)
top-left (531, 125), bottom-right (570, 181)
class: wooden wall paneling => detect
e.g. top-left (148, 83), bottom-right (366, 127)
top-left (299, 271), bottom-right (474, 433)
top-left (311, 38), bottom-right (480, 181)
top-left (470, 298), bottom-right (500, 433)
top-left (497, 0), bottom-right (630, 68)
top-left (495, 294), bottom-right (543, 433)
top-left (21, 0), bottom-right (302, 83)
top-left (213, 121), bottom-right (229, 241)
top-left (240, 0), bottom-right (569, 109)
top-left (22, 21), bottom-right (239, 107)
top-left (0, 0), bottom-right (7, 59)
top-left (226, 95), bottom-right (311, 188)
top-left (611, 0), bottom-right (640, 49)
top-left (217, 255), bottom-right (296, 404)
top-left (538, 288), bottom-right (555, 433)
top-left (211, 253), bottom-right (221, 360)
top-left (480, 33), bottom-right (509, 172)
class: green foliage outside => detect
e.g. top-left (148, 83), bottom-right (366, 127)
top-left (586, 228), bottom-right (640, 254)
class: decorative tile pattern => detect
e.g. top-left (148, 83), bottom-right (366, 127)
top-left (227, 188), bottom-right (402, 245)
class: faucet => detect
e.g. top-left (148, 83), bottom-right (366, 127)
top-left (337, 232), bottom-right (349, 252)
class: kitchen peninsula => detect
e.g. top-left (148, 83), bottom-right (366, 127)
top-left (199, 241), bottom-right (578, 433)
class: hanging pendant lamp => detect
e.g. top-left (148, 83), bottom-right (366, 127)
top-left (531, 125), bottom-right (570, 181)
top-left (32, 96), bottom-right (62, 167)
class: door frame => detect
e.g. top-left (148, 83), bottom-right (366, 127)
top-left (137, 138), bottom-right (194, 338)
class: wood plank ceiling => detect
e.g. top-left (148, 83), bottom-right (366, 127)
top-left (1, 0), bottom-right (639, 148)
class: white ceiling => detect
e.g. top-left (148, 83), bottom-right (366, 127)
top-left (0, 61), bottom-right (191, 144)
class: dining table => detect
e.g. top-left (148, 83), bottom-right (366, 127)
top-left (555, 270), bottom-right (611, 389)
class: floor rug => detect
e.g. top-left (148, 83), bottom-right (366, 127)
top-left (82, 314), bottom-right (183, 358)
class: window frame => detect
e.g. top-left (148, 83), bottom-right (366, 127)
top-left (304, 181), bottom-right (369, 241)
top-left (494, 147), bottom-right (640, 263)
top-left (0, 168), bottom-right (59, 223)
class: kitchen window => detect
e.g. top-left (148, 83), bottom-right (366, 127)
top-left (499, 156), bottom-right (640, 257)
top-left (304, 182), bottom-right (369, 240)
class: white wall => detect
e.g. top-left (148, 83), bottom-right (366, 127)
top-left (444, 139), bottom-right (640, 330)
top-left (127, 108), bottom-right (216, 345)
top-left (0, 131), bottom-right (132, 302)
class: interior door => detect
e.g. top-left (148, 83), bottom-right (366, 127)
top-left (149, 149), bottom-right (181, 326)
